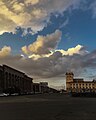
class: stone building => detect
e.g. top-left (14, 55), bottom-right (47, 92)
top-left (0, 65), bottom-right (33, 94)
top-left (66, 72), bottom-right (96, 93)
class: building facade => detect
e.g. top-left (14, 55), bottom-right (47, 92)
top-left (0, 65), bottom-right (33, 94)
top-left (66, 72), bottom-right (96, 93)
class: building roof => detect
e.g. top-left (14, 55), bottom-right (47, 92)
top-left (3, 64), bottom-right (33, 81)
top-left (3, 64), bottom-right (25, 74)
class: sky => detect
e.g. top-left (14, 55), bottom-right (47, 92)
top-left (0, 0), bottom-right (96, 88)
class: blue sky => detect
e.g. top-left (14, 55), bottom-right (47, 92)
top-left (0, 0), bottom-right (96, 87)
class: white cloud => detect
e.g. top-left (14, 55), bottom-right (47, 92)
top-left (21, 29), bottom-right (86, 60)
top-left (22, 30), bottom-right (62, 55)
top-left (21, 29), bottom-right (88, 62)
top-left (27, 44), bottom-right (87, 60)
top-left (0, 0), bottom-right (81, 34)
top-left (56, 45), bottom-right (85, 56)
top-left (0, 46), bottom-right (11, 58)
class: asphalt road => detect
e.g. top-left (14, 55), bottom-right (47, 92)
top-left (0, 93), bottom-right (96, 120)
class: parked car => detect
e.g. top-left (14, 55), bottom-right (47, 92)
top-left (0, 93), bottom-right (9, 97)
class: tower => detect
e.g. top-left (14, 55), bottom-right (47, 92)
top-left (66, 72), bottom-right (74, 92)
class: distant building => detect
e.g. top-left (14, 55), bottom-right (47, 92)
top-left (66, 72), bottom-right (96, 93)
top-left (33, 82), bottom-right (59, 94)
top-left (0, 65), bottom-right (33, 94)
top-left (40, 82), bottom-right (49, 93)
top-left (33, 82), bottom-right (49, 93)
top-left (33, 83), bottom-right (40, 93)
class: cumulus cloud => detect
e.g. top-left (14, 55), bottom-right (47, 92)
top-left (27, 44), bottom-right (87, 60)
top-left (0, 0), bottom-right (81, 34)
top-left (56, 45), bottom-right (84, 56)
top-left (21, 29), bottom-right (87, 60)
top-left (0, 46), bottom-right (11, 58)
top-left (21, 29), bottom-right (88, 61)
top-left (22, 30), bottom-right (62, 55)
